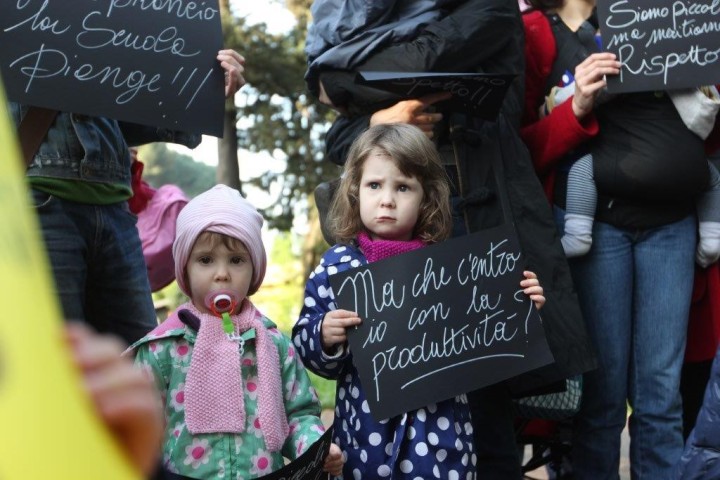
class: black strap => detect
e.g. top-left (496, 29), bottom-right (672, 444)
top-left (17, 106), bottom-right (58, 167)
top-left (544, 12), bottom-right (600, 94)
top-left (177, 309), bottom-right (200, 332)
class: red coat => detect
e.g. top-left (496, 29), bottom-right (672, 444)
top-left (687, 263), bottom-right (720, 362)
top-left (520, 10), bottom-right (599, 201)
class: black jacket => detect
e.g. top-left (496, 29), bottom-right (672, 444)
top-left (318, 0), bottom-right (596, 395)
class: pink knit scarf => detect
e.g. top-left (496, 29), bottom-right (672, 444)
top-left (356, 231), bottom-right (426, 263)
top-left (183, 301), bottom-right (288, 451)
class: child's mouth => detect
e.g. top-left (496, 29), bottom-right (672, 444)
top-left (204, 290), bottom-right (239, 315)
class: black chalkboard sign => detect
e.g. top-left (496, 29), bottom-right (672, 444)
top-left (257, 428), bottom-right (333, 480)
top-left (329, 224), bottom-right (554, 421)
top-left (0, 0), bottom-right (224, 136)
top-left (597, 0), bottom-right (720, 93)
top-left (356, 71), bottom-right (516, 120)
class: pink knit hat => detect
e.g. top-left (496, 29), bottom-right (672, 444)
top-left (173, 185), bottom-right (266, 296)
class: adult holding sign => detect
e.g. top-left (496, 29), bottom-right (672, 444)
top-left (3, 0), bottom-right (245, 346)
top-left (521, 0), bottom-right (720, 477)
top-left (293, 124), bottom-right (546, 479)
top-left (305, 1), bottom-right (595, 477)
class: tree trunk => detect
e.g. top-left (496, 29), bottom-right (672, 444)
top-left (216, 0), bottom-right (241, 192)
top-left (216, 101), bottom-right (241, 192)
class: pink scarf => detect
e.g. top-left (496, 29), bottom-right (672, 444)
top-left (183, 301), bottom-right (288, 451)
top-left (356, 231), bottom-right (425, 263)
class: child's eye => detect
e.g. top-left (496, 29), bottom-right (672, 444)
top-left (231, 256), bottom-right (245, 265)
top-left (398, 184), bottom-right (410, 192)
top-left (368, 182), bottom-right (380, 189)
top-left (198, 256), bottom-right (212, 265)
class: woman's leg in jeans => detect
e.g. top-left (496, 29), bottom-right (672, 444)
top-left (33, 191), bottom-right (89, 322)
top-left (565, 217), bottom-right (633, 480)
top-left (629, 215), bottom-right (695, 478)
top-left (85, 203), bottom-right (158, 345)
top-left (42, 197), bottom-right (157, 346)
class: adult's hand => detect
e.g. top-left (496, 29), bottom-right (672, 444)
top-left (370, 92), bottom-right (451, 138)
top-left (571, 52), bottom-right (621, 119)
top-left (218, 49), bottom-right (246, 98)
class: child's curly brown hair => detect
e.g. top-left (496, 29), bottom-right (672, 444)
top-left (328, 123), bottom-right (452, 244)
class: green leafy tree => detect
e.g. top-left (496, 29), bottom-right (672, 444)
top-left (221, 4), bottom-right (341, 231)
top-left (137, 143), bottom-right (216, 198)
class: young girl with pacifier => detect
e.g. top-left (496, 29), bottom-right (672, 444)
top-left (293, 124), bottom-right (545, 479)
top-left (129, 185), bottom-right (343, 479)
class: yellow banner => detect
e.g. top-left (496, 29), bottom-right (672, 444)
top-left (0, 87), bottom-right (140, 479)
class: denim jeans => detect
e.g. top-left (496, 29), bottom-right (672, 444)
top-left (555, 208), bottom-right (696, 479)
top-left (33, 190), bottom-right (157, 345)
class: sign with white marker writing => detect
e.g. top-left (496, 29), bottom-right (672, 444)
top-left (329, 224), bottom-right (554, 421)
top-left (0, 0), bottom-right (224, 136)
top-left (597, 0), bottom-right (720, 93)
top-left (356, 71), bottom-right (516, 120)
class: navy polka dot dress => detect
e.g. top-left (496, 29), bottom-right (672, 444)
top-left (293, 244), bottom-right (477, 479)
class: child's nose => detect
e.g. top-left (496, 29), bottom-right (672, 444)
top-left (214, 264), bottom-right (230, 280)
top-left (380, 189), bottom-right (395, 207)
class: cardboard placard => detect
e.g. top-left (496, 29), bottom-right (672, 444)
top-left (597, 0), bottom-right (720, 93)
top-left (329, 224), bottom-right (554, 421)
top-left (356, 71), bottom-right (516, 120)
top-left (0, 0), bottom-right (224, 136)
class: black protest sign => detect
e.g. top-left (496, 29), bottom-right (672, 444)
top-left (597, 0), bottom-right (720, 93)
top-left (329, 224), bottom-right (554, 421)
top-left (0, 0), bottom-right (224, 136)
top-left (356, 71), bottom-right (516, 120)
top-left (257, 428), bottom-right (333, 480)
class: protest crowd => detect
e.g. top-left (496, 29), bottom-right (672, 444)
top-left (3, 0), bottom-right (720, 479)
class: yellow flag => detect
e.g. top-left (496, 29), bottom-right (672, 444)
top-left (0, 87), bottom-right (140, 479)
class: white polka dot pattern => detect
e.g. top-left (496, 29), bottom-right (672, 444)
top-left (292, 244), bottom-right (476, 479)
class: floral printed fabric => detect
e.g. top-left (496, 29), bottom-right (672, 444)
top-left (133, 315), bottom-right (325, 479)
top-left (293, 244), bottom-right (477, 479)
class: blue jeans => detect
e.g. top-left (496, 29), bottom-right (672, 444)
top-left (33, 190), bottom-right (157, 345)
top-left (555, 208), bottom-right (696, 479)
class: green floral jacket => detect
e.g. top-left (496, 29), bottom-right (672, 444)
top-left (132, 308), bottom-right (325, 479)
